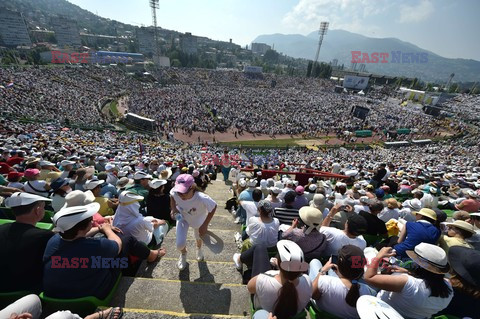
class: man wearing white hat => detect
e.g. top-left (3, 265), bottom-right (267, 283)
top-left (85, 179), bottom-right (118, 216)
top-left (104, 163), bottom-right (118, 186)
top-left (43, 203), bottom-right (124, 299)
top-left (59, 160), bottom-right (76, 179)
top-left (38, 160), bottom-right (61, 183)
top-left (0, 193), bottom-right (53, 293)
top-left (126, 171), bottom-right (152, 200)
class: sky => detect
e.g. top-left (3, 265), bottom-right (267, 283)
top-left (67, 0), bottom-right (480, 61)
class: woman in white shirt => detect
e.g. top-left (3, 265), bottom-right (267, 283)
top-left (113, 191), bottom-right (168, 246)
top-left (309, 245), bottom-right (375, 319)
top-left (243, 200), bottom-right (280, 251)
top-left (170, 174), bottom-right (217, 270)
top-left (247, 240), bottom-right (312, 319)
top-left (377, 198), bottom-right (400, 223)
top-left (50, 177), bottom-right (72, 212)
top-left (265, 187), bottom-right (283, 209)
top-left (365, 244), bottom-right (453, 319)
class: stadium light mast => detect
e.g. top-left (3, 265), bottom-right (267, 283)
top-left (149, 0), bottom-right (161, 63)
top-left (314, 21), bottom-right (329, 64)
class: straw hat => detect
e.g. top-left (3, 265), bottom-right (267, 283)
top-left (299, 206), bottom-right (323, 234)
top-left (385, 198), bottom-right (399, 209)
top-left (414, 208), bottom-right (437, 221)
top-left (445, 220), bottom-right (475, 234)
top-left (406, 243), bottom-right (449, 274)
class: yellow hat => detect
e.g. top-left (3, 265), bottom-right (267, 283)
top-left (414, 208), bottom-right (437, 221)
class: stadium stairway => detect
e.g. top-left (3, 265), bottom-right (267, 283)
top-left (111, 180), bottom-right (250, 318)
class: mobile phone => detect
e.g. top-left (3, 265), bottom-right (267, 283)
top-left (330, 255), bottom-right (338, 264)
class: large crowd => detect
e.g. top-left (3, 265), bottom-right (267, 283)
top-left (1, 65), bottom-right (473, 139)
top-left (1, 65), bottom-right (480, 319)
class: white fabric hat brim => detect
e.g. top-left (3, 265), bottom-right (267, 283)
top-left (53, 202), bottom-right (100, 233)
top-left (149, 179), bottom-right (167, 189)
top-left (5, 192), bottom-right (52, 208)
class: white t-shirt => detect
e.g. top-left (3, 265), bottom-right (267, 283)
top-left (121, 216), bottom-right (154, 245)
top-left (241, 201), bottom-right (260, 226)
top-left (354, 204), bottom-right (370, 214)
top-left (51, 194), bottom-right (66, 213)
top-left (319, 227), bottom-right (366, 256)
top-left (171, 190), bottom-right (217, 228)
top-left (314, 275), bottom-right (374, 319)
top-left (265, 195), bottom-right (283, 209)
top-left (7, 182), bottom-right (24, 189)
top-left (255, 271), bottom-right (312, 314)
top-left (246, 217), bottom-right (280, 247)
top-left (377, 274), bottom-right (453, 319)
top-left (378, 208), bottom-right (400, 222)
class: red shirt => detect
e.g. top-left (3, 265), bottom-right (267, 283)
top-left (459, 199), bottom-right (480, 213)
top-left (6, 157), bottom-right (24, 166)
top-left (0, 162), bottom-right (12, 174)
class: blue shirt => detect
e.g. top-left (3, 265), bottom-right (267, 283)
top-left (43, 234), bottom-right (120, 299)
top-left (100, 182), bottom-right (118, 198)
top-left (238, 189), bottom-right (254, 202)
top-left (394, 220), bottom-right (440, 258)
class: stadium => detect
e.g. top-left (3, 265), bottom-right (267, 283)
top-left (1, 1), bottom-right (480, 319)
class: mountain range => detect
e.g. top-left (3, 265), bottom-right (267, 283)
top-left (253, 30), bottom-right (480, 83)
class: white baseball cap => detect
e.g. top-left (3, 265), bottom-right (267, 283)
top-left (53, 203), bottom-right (100, 232)
top-left (133, 171), bottom-right (153, 180)
top-left (85, 179), bottom-right (104, 190)
top-left (149, 179), bottom-right (167, 189)
top-left (5, 192), bottom-right (51, 208)
top-left (60, 160), bottom-right (75, 167)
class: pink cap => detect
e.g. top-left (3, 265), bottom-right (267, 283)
top-left (295, 186), bottom-right (305, 195)
top-left (24, 168), bottom-right (40, 178)
top-left (173, 174), bottom-right (194, 194)
top-left (192, 170), bottom-right (200, 177)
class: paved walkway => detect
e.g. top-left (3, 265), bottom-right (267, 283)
top-left (112, 180), bottom-right (250, 318)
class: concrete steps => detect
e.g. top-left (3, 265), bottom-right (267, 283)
top-left (112, 179), bottom-right (250, 318)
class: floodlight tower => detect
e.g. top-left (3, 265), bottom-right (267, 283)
top-left (149, 0), bottom-right (161, 62)
top-left (314, 22), bottom-right (329, 63)
top-left (446, 73), bottom-right (455, 91)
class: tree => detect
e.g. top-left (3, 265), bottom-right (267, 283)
top-left (448, 83), bottom-right (459, 93)
top-left (306, 60), bottom-right (313, 77)
top-left (263, 49), bottom-right (279, 65)
top-left (425, 83), bottom-right (433, 92)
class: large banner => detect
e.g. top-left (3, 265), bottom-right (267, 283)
top-left (343, 75), bottom-right (369, 90)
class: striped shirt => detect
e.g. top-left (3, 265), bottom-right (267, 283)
top-left (273, 206), bottom-right (299, 225)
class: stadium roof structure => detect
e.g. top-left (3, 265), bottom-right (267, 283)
top-left (126, 112), bottom-right (155, 123)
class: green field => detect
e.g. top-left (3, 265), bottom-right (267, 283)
top-left (221, 138), bottom-right (378, 149)
top-left (221, 138), bottom-right (304, 147)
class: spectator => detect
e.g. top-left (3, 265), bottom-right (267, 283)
top-left (365, 244), bottom-right (453, 319)
top-left (0, 193), bottom-right (53, 293)
top-left (247, 240), bottom-right (311, 319)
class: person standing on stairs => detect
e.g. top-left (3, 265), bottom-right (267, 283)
top-left (170, 174), bottom-right (217, 270)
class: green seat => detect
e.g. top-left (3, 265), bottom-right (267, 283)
top-left (443, 210), bottom-right (455, 218)
top-left (0, 219), bottom-right (53, 230)
top-left (432, 315), bottom-right (461, 319)
top-left (250, 295), bottom-right (306, 319)
top-left (41, 210), bottom-right (55, 223)
top-left (0, 291), bottom-right (31, 309)
top-left (308, 304), bottom-right (341, 319)
top-left (39, 274), bottom-right (122, 316)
